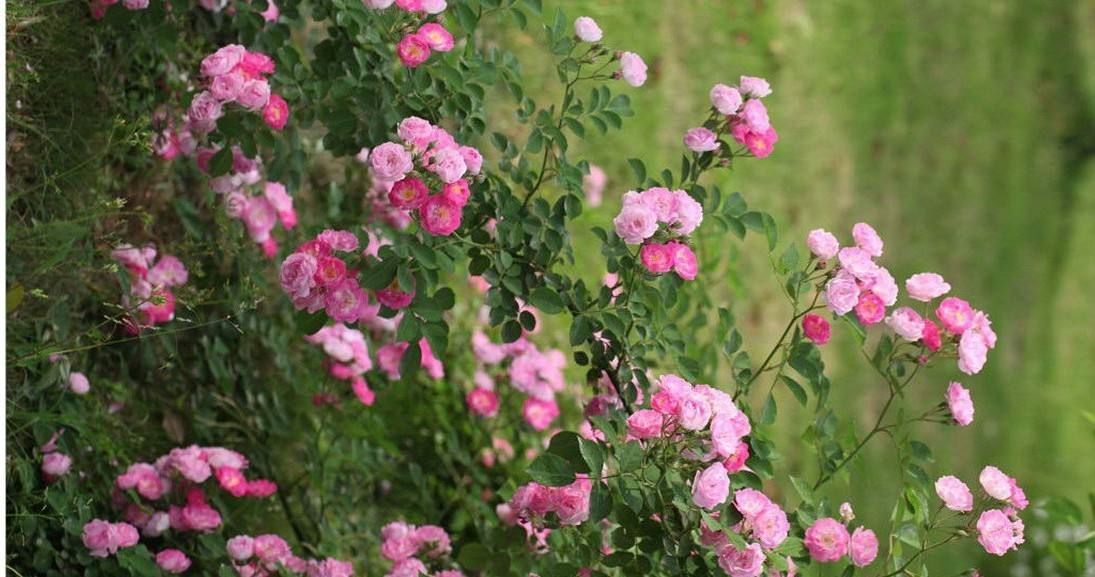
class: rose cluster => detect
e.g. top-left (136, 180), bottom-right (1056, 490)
top-left (305, 323), bottom-right (377, 407)
top-left (612, 187), bottom-right (703, 280)
top-left (82, 446), bottom-right (275, 567)
top-left (471, 328), bottom-right (567, 431)
top-left (379, 521), bottom-right (465, 577)
top-left (803, 515), bottom-right (879, 567)
top-left (369, 117), bottom-right (483, 237)
top-left (360, 1), bottom-right (456, 68)
top-left (699, 77), bottom-right (778, 158)
top-left (500, 474), bottom-right (593, 528)
top-left (193, 45), bottom-right (289, 133)
top-left (111, 243), bottom-right (188, 332)
top-left (279, 230), bottom-right (370, 322)
top-left (809, 223), bottom-right (997, 374)
top-left (225, 534), bottom-right (353, 577)
top-left (698, 489), bottom-right (797, 576)
top-left (934, 466), bottom-right (1027, 556)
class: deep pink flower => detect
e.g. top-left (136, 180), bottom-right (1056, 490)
top-left (804, 518), bottom-right (849, 562)
top-left (441, 179), bottom-right (471, 207)
top-left (802, 314), bottom-right (831, 344)
top-left (936, 297), bottom-right (975, 334)
top-left (389, 177), bottom-right (430, 210)
top-left (376, 281), bottom-right (414, 310)
top-left (245, 479), bottom-right (278, 497)
top-left (417, 23), bottom-right (454, 52)
top-left (854, 291), bottom-right (886, 325)
top-left (263, 94), bottom-right (289, 130)
top-left (325, 278), bottom-right (368, 322)
top-left (466, 387), bottom-right (500, 417)
top-left (921, 320), bottom-right (942, 351)
top-left (351, 377), bottom-right (376, 406)
top-left (419, 195), bottom-right (463, 236)
top-left (397, 34), bottom-right (431, 67)
top-left (721, 441), bottom-right (750, 473)
top-left (640, 242), bottom-right (674, 274)
top-left (215, 466), bottom-right (250, 497)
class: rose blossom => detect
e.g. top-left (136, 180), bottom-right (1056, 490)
top-left (397, 34), bottom-right (431, 67)
top-left (936, 297), bottom-right (974, 334)
top-left (618, 52), bottom-right (647, 87)
top-left (850, 527), bottom-right (878, 567)
top-left (280, 253), bottom-right (318, 299)
top-left (684, 127), bottom-right (720, 152)
top-left (824, 272), bottom-right (859, 315)
top-left (419, 195), bottom-right (463, 236)
top-left (979, 466), bottom-right (1012, 500)
top-left (388, 177), bottom-right (430, 209)
top-left (441, 179), bottom-right (470, 207)
top-left (626, 409), bottom-right (664, 439)
top-left (227, 535), bottom-right (255, 560)
top-left (852, 222), bottom-right (884, 257)
top-left (187, 91), bottom-right (224, 133)
top-left (263, 94), bottom-right (290, 130)
top-left (426, 147), bottom-right (468, 184)
top-left (804, 518), bottom-right (849, 562)
top-left (957, 329), bottom-right (988, 374)
top-left (906, 273), bottom-right (951, 302)
top-left (806, 229), bottom-right (839, 260)
top-left (522, 397), bottom-right (559, 431)
top-left (739, 75), bottom-right (772, 98)
top-left (69, 371), bottom-right (91, 394)
top-left (370, 142), bottom-right (414, 182)
top-left (977, 509), bottom-right (1023, 556)
top-left (201, 45), bottom-right (245, 77)
top-left (236, 79), bottom-right (271, 110)
top-left (921, 320), bottom-right (942, 351)
top-left (837, 247), bottom-right (878, 280)
top-left (802, 314), bottom-right (831, 345)
top-left (156, 549), bottom-right (192, 574)
top-left (574, 16), bottom-right (602, 42)
top-left (417, 23), bottom-right (454, 52)
top-left (854, 291), bottom-right (886, 325)
top-left (640, 243), bottom-right (674, 274)
top-left (692, 462), bottom-right (730, 509)
top-left (674, 190), bottom-right (704, 235)
top-left (946, 381), bottom-right (974, 426)
top-left (670, 242), bottom-right (698, 280)
top-left (752, 504), bottom-right (790, 549)
top-left (740, 99), bottom-right (770, 132)
top-left (710, 83), bottom-right (743, 114)
top-left (717, 542), bottom-right (764, 577)
top-left (885, 307), bottom-right (925, 341)
top-left (466, 388), bottom-right (499, 417)
top-left (613, 203), bottom-right (658, 244)
top-left (934, 475), bottom-right (973, 511)
top-left (41, 452), bottom-right (72, 478)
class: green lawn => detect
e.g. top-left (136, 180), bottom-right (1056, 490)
top-left (505, 0), bottom-right (1095, 569)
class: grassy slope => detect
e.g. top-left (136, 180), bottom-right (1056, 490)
top-left (504, 0), bottom-right (1095, 568)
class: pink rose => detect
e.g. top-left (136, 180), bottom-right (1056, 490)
top-left (868, 266), bottom-right (899, 306)
top-left (41, 452), bottom-right (72, 478)
top-left (854, 291), bottom-right (886, 325)
top-left (187, 91), bottom-right (224, 133)
top-left (618, 52), bottom-right (647, 87)
top-left (69, 372), bottom-right (90, 395)
top-left (733, 488), bottom-right (772, 520)
top-left (946, 381), bottom-right (974, 425)
top-left (227, 535), bottom-right (255, 561)
top-left (837, 247), bottom-right (878, 280)
top-left (280, 253), bottom-right (318, 300)
top-left (613, 203), bottom-right (658, 244)
top-left (626, 409), bottom-right (664, 439)
top-left (710, 83), bottom-right (743, 114)
top-left (806, 229), bottom-right (839, 260)
top-left (522, 398), bottom-right (560, 431)
top-left (692, 462), bottom-right (730, 509)
top-left (156, 549), bottom-right (192, 574)
top-left (237, 79), bottom-right (271, 110)
top-left (849, 527), bottom-right (878, 566)
top-left (216, 466), bottom-right (250, 497)
top-left (957, 329), bottom-right (988, 374)
top-left (906, 273), bottom-right (951, 302)
top-left (426, 147), bottom-right (467, 184)
top-left (674, 190), bottom-right (704, 235)
top-left (397, 33), bottom-right (431, 67)
top-left (263, 94), bottom-right (290, 130)
top-left (740, 99), bottom-right (770, 132)
top-left (852, 222), bottom-right (884, 257)
top-left (397, 116), bottom-right (434, 147)
top-left (935, 297), bottom-right (974, 334)
top-left (388, 177), bottom-right (430, 209)
top-left (351, 377), bottom-right (376, 406)
top-left (441, 179), bottom-right (471, 207)
top-left (417, 22), bottom-right (454, 52)
top-left (717, 542), bottom-right (764, 577)
top-left (885, 307), bottom-right (924, 341)
top-left (804, 518), bottom-right (849, 562)
top-left (370, 142), bottom-right (414, 182)
top-left (977, 509), bottom-right (1024, 556)
top-left (738, 75), bottom-right (772, 98)
top-left (458, 146), bottom-right (483, 174)
top-left (419, 195), bottom-right (463, 236)
top-left (640, 242), bottom-right (674, 274)
top-left (210, 72), bottom-right (245, 101)
top-left (583, 164), bottom-right (606, 206)
top-left (921, 320), bottom-right (942, 351)
top-left (824, 271), bottom-right (860, 315)
top-left (802, 314), bottom-right (831, 344)
top-left (574, 16), bottom-right (602, 42)
top-left (201, 45), bottom-right (246, 77)
top-left (669, 242), bottom-right (698, 280)
top-left (935, 475), bottom-right (973, 511)
top-left (466, 388), bottom-right (500, 417)
top-left (980, 466), bottom-right (1013, 500)
top-left (254, 534), bottom-right (291, 565)
top-left (376, 282), bottom-right (414, 310)
top-left (752, 504), bottom-right (790, 549)
top-left (710, 412), bottom-right (749, 458)
top-left (325, 278), bottom-right (368, 322)
top-left (684, 127), bottom-right (720, 152)
top-left (678, 390), bottom-right (712, 430)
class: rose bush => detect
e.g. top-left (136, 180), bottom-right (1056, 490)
top-left (6, 1), bottom-right (1067, 577)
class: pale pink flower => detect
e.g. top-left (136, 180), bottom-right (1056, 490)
top-left (210, 72), bottom-right (245, 101)
top-left (370, 142), bottom-right (414, 182)
top-left (626, 409), bottom-right (664, 439)
top-left (674, 190), bottom-right (704, 235)
top-left (522, 397), bottom-right (559, 431)
top-left (684, 127), bottom-right (720, 152)
top-left (977, 509), bottom-right (1024, 556)
top-left (868, 267), bottom-right (899, 306)
top-left (710, 84), bottom-right (743, 115)
top-left (717, 542), bottom-right (764, 577)
top-left (935, 475), bottom-right (973, 511)
top-left (886, 307), bottom-right (925, 341)
top-left (806, 229), bottom-right (839, 260)
top-left (618, 52), bottom-right (647, 87)
top-left (187, 91), bottom-right (224, 133)
top-left (574, 16), bottom-right (602, 42)
top-left (459, 146), bottom-right (483, 175)
top-left (583, 164), bottom-right (606, 206)
top-left (156, 549), bottom-right (191, 573)
top-left (613, 203), bottom-right (658, 244)
top-left (825, 272), bottom-right (860, 315)
top-left (804, 518), bottom-right (849, 562)
top-left (740, 99), bottom-right (770, 132)
top-left (692, 462), bottom-right (730, 509)
top-left (957, 330), bottom-right (988, 374)
top-left (837, 247), bottom-right (878, 280)
top-left (946, 381), bottom-right (974, 425)
top-left (678, 390), bottom-right (713, 430)
top-left (69, 372), bottom-right (90, 395)
top-left (417, 23), bottom-right (454, 52)
top-left (227, 535), bottom-right (255, 561)
top-left (980, 466), bottom-right (1013, 500)
top-left (849, 527), bottom-right (878, 567)
top-left (852, 222), bottom-right (884, 257)
top-left (739, 76), bottom-right (772, 98)
top-left (236, 79), bottom-right (271, 110)
top-left (905, 273), bottom-right (951, 302)
top-left (201, 45), bottom-right (246, 77)
top-left (753, 504), bottom-right (790, 549)
top-left (41, 452), bottom-right (72, 478)
top-left (279, 253), bottom-right (318, 300)
top-left (936, 297), bottom-right (975, 334)
top-left (733, 488), bottom-right (773, 520)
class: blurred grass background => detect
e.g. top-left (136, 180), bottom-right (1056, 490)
top-left (500, 0), bottom-right (1095, 570)
top-left (8, 0), bottom-right (1095, 572)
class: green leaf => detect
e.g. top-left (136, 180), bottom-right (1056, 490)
top-left (579, 438), bottom-right (605, 475)
top-left (547, 431), bottom-right (590, 473)
top-left (627, 158), bottom-right (646, 185)
top-left (760, 392), bottom-right (777, 424)
top-left (210, 147), bottom-right (234, 176)
top-left (588, 483), bottom-right (612, 522)
top-left (501, 319), bottom-right (523, 343)
top-left (361, 259), bottom-right (399, 290)
top-left (616, 441), bottom-right (643, 472)
top-left (528, 286), bottom-right (564, 314)
top-left (456, 543), bottom-right (492, 571)
top-left (528, 452), bottom-right (576, 486)
top-left (295, 310), bottom-right (327, 335)
top-left (781, 376), bottom-right (808, 406)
